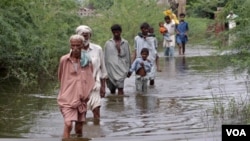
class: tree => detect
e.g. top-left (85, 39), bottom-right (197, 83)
top-left (82, 0), bottom-right (164, 47)
top-left (187, 0), bottom-right (228, 18)
top-left (0, 0), bottom-right (82, 87)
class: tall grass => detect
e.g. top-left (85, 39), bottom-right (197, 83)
top-left (81, 2), bottom-right (212, 49)
top-left (186, 17), bottom-right (214, 45)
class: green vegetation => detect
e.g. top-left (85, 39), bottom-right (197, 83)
top-left (0, 0), bottom-right (82, 87)
top-left (188, 0), bottom-right (250, 123)
top-left (187, 0), bottom-right (229, 18)
top-left (0, 0), bottom-right (250, 89)
top-left (82, 0), bottom-right (165, 47)
top-left (0, 0), bottom-right (250, 128)
top-left (87, 0), bottom-right (114, 10)
top-left (214, 0), bottom-right (250, 73)
top-left (1, 0), bottom-right (173, 87)
top-left (186, 17), bottom-right (213, 45)
top-left (187, 0), bottom-right (250, 73)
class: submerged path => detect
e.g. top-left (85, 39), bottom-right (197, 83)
top-left (1, 45), bottom-right (249, 141)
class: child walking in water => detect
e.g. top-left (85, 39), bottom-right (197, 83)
top-left (159, 21), bottom-right (172, 42)
top-left (127, 48), bottom-right (152, 93)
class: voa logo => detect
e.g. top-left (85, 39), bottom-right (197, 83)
top-left (226, 129), bottom-right (246, 136)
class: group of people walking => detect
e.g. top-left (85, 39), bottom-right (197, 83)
top-left (57, 22), bottom-right (161, 138)
top-left (159, 12), bottom-right (189, 56)
top-left (56, 11), bottom-right (189, 139)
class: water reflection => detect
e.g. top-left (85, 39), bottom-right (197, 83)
top-left (1, 47), bottom-right (248, 141)
top-left (175, 56), bottom-right (188, 74)
top-left (135, 95), bottom-right (159, 114)
top-left (164, 56), bottom-right (188, 77)
top-left (0, 94), bottom-right (32, 138)
top-left (62, 138), bottom-right (91, 141)
top-left (105, 95), bottom-right (125, 112)
top-left (82, 121), bottom-right (105, 138)
top-left (164, 56), bottom-right (176, 78)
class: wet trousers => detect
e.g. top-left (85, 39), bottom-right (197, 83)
top-left (135, 75), bottom-right (148, 93)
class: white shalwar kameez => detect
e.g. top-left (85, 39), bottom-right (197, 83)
top-left (86, 43), bottom-right (108, 110)
top-left (134, 35), bottom-right (157, 80)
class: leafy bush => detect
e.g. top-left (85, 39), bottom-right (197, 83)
top-left (0, 0), bottom-right (82, 87)
top-left (1, 0), bottom-right (236, 88)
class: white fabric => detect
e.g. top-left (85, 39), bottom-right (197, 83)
top-left (87, 90), bottom-right (101, 110)
top-left (226, 13), bottom-right (238, 45)
top-left (148, 62), bottom-right (156, 80)
top-left (163, 21), bottom-right (176, 48)
top-left (226, 14), bottom-right (238, 29)
top-left (84, 43), bottom-right (108, 110)
top-left (134, 36), bottom-right (157, 62)
top-left (134, 35), bottom-right (157, 80)
top-left (84, 43), bottom-right (108, 81)
top-left (135, 75), bottom-right (148, 93)
top-left (76, 25), bottom-right (92, 34)
top-left (104, 38), bottom-right (131, 85)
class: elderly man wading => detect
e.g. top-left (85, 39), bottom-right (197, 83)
top-left (76, 25), bottom-right (108, 122)
top-left (57, 34), bottom-right (95, 138)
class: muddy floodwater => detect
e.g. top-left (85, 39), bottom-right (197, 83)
top-left (1, 45), bottom-right (249, 141)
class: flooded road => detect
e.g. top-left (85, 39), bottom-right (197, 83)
top-left (0, 45), bottom-right (249, 141)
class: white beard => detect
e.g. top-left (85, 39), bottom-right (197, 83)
top-left (84, 40), bottom-right (90, 46)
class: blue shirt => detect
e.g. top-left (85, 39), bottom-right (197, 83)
top-left (176, 21), bottom-right (189, 43)
top-left (176, 21), bottom-right (189, 34)
top-left (129, 58), bottom-right (152, 73)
